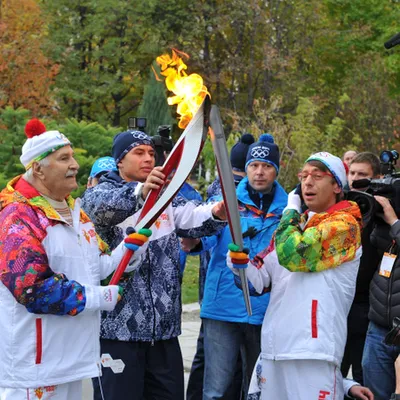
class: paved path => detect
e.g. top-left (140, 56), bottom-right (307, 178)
top-left (82, 303), bottom-right (201, 399)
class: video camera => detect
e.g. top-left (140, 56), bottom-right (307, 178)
top-left (349, 150), bottom-right (400, 224)
top-left (152, 125), bottom-right (174, 166)
top-left (128, 117), bottom-right (147, 132)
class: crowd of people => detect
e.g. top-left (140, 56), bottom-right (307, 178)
top-left (0, 118), bottom-right (400, 400)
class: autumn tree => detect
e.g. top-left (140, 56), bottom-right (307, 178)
top-left (0, 0), bottom-right (56, 117)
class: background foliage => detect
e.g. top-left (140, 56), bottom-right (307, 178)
top-left (1, 0), bottom-right (400, 193)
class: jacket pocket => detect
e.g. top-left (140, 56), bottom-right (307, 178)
top-left (35, 318), bottom-right (42, 364)
top-left (311, 300), bottom-right (318, 338)
top-left (213, 271), bottom-right (223, 301)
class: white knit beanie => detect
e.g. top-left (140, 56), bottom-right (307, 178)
top-left (20, 119), bottom-right (71, 170)
top-left (306, 151), bottom-right (347, 189)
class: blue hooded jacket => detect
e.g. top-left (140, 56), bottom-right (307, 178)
top-left (199, 177), bottom-right (288, 325)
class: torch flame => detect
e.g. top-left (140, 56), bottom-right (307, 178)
top-left (156, 49), bottom-right (210, 129)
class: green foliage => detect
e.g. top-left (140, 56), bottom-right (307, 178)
top-left (181, 256), bottom-right (200, 304)
top-left (3, 0), bottom-right (400, 196)
top-left (137, 65), bottom-right (175, 136)
top-left (0, 107), bottom-right (31, 179)
top-left (39, 0), bottom-right (161, 126)
top-left (0, 107), bottom-right (122, 196)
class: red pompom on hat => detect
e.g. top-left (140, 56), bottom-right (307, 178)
top-left (24, 119), bottom-right (47, 138)
top-left (20, 120), bottom-right (71, 170)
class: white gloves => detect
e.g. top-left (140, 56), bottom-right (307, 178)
top-left (283, 189), bottom-right (301, 213)
top-left (84, 284), bottom-right (121, 312)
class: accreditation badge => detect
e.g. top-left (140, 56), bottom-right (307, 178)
top-left (379, 252), bottom-right (397, 278)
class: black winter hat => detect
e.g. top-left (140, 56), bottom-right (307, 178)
top-left (230, 133), bottom-right (255, 172)
top-left (245, 133), bottom-right (280, 172)
top-left (112, 130), bottom-right (154, 164)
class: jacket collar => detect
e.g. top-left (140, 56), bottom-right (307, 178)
top-left (236, 176), bottom-right (288, 214)
top-left (0, 175), bottom-right (77, 223)
top-left (305, 200), bottom-right (362, 230)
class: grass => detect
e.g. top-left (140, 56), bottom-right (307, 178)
top-left (181, 256), bottom-right (200, 304)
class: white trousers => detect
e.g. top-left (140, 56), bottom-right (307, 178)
top-left (0, 380), bottom-right (82, 400)
top-left (250, 358), bottom-right (344, 400)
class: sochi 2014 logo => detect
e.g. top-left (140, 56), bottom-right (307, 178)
top-left (251, 146), bottom-right (270, 159)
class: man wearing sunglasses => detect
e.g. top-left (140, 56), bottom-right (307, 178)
top-left (228, 152), bottom-right (363, 399)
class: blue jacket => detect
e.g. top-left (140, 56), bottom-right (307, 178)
top-left (81, 172), bottom-right (225, 342)
top-left (178, 182), bottom-right (203, 273)
top-left (199, 177), bottom-right (288, 325)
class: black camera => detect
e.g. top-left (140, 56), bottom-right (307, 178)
top-left (152, 125), bottom-right (174, 166)
top-left (380, 150), bottom-right (399, 175)
top-left (128, 117), bottom-right (147, 132)
top-left (350, 150), bottom-right (400, 224)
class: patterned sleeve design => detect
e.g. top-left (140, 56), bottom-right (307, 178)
top-left (275, 205), bottom-right (361, 273)
top-left (81, 174), bottom-right (140, 228)
top-left (0, 203), bottom-right (86, 315)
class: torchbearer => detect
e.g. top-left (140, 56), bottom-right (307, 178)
top-left (82, 60), bottom-right (228, 399)
top-left (228, 152), bottom-right (363, 400)
top-left (0, 119), bottom-right (148, 400)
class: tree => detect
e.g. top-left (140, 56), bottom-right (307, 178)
top-left (39, 0), bottom-right (163, 127)
top-left (0, 107), bottom-right (31, 180)
top-left (0, 0), bottom-right (57, 117)
top-left (137, 65), bottom-right (175, 136)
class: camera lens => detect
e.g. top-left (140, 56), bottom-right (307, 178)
top-left (380, 151), bottom-right (393, 163)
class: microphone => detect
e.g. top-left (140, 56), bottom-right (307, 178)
top-left (384, 32), bottom-right (400, 50)
top-left (351, 178), bottom-right (371, 189)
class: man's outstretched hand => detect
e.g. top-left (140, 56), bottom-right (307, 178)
top-left (349, 385), bottom-right (374, 400)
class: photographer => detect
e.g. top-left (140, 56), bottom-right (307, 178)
top-left (362, 195), bottom-right (400, 400)
top-left (341, 153), bottom-right (382, 388)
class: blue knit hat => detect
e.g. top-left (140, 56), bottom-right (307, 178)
top-left (89, 156), bottom-right (117, 178)
top-left (245, 133), bottom-right (280, 172)
top-left (230, 133), bottom-right (255, 172)
top-left (112, 130), bottom-right (154, 165)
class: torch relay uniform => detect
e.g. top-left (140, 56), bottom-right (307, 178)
top-left (193, 176), bottom-right (287, 399)
top-left (231, 200), bottom-right (362, 399)
top-left (0, 176), bottom-right (139, 400)
top-left (247, 354), bottom-right (363, 400)
top-left (82, 173), bottom-right (225, 400)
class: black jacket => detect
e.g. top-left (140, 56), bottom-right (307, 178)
top-left (353, 222), bottom-right (381, 304)
top-left (369, 220), bottom-right (400, 329)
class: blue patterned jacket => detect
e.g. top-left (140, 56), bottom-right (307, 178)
top-left (82, 171), bottom-right (225, 342)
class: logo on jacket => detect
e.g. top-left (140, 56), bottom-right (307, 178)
top-left (82, 228), bottom-right (96, 244)
top-left (318, 390), bottom-right (331, 400)
top-left (154, 212), bottom-right (170, 229)
top-left (34, 386), bottom-right (57, 399)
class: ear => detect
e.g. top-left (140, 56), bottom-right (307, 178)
top-left (32, 162), bottom-right (45, 180)
top-left (333, 184), bottom-right (342, 194)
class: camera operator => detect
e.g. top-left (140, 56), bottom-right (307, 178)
top-left (362, 191), bottom-right (400, 400)
top-left (341, 153), bottom-right (382, 389)
top-left (153, 125), bottom-right (174, 166)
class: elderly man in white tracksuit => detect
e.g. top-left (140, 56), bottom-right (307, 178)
top-left (228, 152), bottom-right (363, 400)
top-left (0, 119), bottom-right (148, 400)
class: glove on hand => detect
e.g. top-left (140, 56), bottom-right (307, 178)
top-left (227, 243), bottom-right (249, 270)
top-left (124, 228), bottom-right (152, 253)
top-left (99, 285), bottom-right (123, 311)
top-left (283, 188), bottom-right (302, 213)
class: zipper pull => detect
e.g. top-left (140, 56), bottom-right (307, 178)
top-left (151, 339), bottom-right (155, 346)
